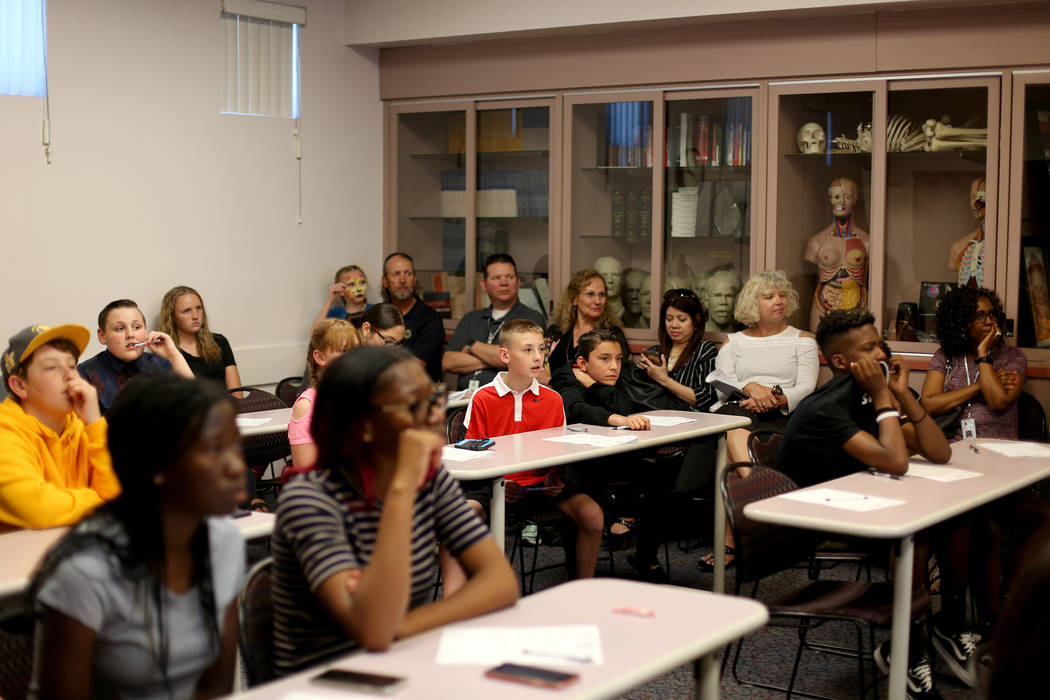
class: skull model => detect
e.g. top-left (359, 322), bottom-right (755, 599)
top-left (796, 122), bottom-right (826, 154)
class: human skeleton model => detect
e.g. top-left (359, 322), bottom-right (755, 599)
top-left (804, 177), bottom-right (870, 331)
top-left (796, 122), bottom-right (826, 153)
top-left (948, 177), bottom-right (987, 288)
top-left (594, 256), bottom-right (624, 322)
top-left (830, 115), bottom-right (986, 153)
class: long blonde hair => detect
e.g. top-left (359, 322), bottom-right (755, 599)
top-left (551, 269), bottom-right (623, 333)
top-left (306, 319), bottom-right (360, 387)
top-left (158, 286), bottom-right (222, 364)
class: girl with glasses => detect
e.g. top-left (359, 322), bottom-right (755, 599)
top-left (356, 302), bottom-right (406, 347)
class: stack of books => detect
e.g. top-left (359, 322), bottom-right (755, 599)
top-left (665, 98), bottom-right (752, 168)
top-left (670, 187), bottom-right (699, 238)
top-left (440, 170), bottom-right (466, 218)
top-left (603, 102), bottom-right (653, 167)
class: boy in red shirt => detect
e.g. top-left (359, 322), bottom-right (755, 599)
top-left (464, 319), bottom-right (603, 580)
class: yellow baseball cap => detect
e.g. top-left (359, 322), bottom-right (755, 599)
top-left (3, 324), bottom-right (91, 385)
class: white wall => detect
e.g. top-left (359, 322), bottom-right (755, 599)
top-left (0, 0), bottom-right (381, 385)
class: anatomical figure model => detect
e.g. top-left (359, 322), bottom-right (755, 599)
top-left (804, 177), bottom-right (870, 331)
top-left (948, 177), bottom-right (987, 288)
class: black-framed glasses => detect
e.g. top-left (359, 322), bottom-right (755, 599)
top-left (374, 383), bottom-right (447, 422)
top-left (972, 310), bottom-right (997, 323)
top-left (664, 288), bottom-right (698, 301)
top-left (375, 329), bottom-right (401, 346)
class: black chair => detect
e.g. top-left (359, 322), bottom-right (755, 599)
top-left (274, 375), bottom-right (304, 407)
top-left (238, 558), bottom-right (275, 687)
top-left (445, 406), bottom-right (467, 444)
top-left (228, 387), bottom-right (292, 502)
top-left (0, 607), bottom-right (33, 700)
top-left (746, 429), bottom-right (783, 467)
top-left (722, 464), bottom-right (929, 699)
top-left (1018, 391), bottom-right (1048, 443)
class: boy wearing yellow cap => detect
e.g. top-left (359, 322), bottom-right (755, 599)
top-left (0, 324), bottom-right (120, 531)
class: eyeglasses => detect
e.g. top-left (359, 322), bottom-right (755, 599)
top-left (664, 288), bottom-right (698, 300)
top-left (972, 310), bottom-right (997, 323)
top-left (375, 329), bottom-right (400, 346)
top-left (374, 383), bottom-right (447, 422)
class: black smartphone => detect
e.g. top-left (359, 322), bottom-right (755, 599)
top-left (642, 349), bottom-right (662, 364)
top-left (484, 662), bottom-right (580, 689)
top-left (312, 668), bottom-right (406, 694)
top-left (454, 438), bottom-right (495, 451)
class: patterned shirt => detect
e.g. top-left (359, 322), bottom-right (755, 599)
top-left (78, 350), bottom-right (173, 415)
top-left (271, 465), bottom-right (488, 676)
top-left (645, 339), bottom-right (719, 410)
top-left (929, 345), bottom-right (1027, 441)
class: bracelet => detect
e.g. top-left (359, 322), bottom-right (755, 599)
top-left (875, 410), bottom-right (901, 424)
top-left (874, 407), bottom-right (897, 417)
top-left (908, 408), bottom-right (928, 424)
top-left (976, 356), bottom-right (993, 364)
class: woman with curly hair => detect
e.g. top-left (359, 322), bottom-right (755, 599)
top-left (921, 286), bottom-right (1026, 440)
top-left (157, 286), bottom-right (242, 391)
top-left (546, 268), bottom-right (629, 374)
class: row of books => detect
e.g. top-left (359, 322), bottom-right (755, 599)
top-left (447, 108), bottom-right (551, 154)
top-left (667, 98), bottom-right (752, 167)
top-left (602, 102), bottom-right (654, 168)
top-left (610, 188), bottom-right (652, 239)
top-left (440, 169), bottom-right (549, 218)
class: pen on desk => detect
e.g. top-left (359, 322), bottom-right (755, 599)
top-left (826, 496), bottom-right (868, 502)
top-left (613, 605), bottom-right (654, 617)
top-left (521, 649), bottom-right (594, 664)
top-left (969, 444), bottom-right (981, 454)
top-left (613, 425), bottom-right (632, 430)
top-left (868, 469), bottom-right (901, 480)
top-left (567, 425), bottom-right (588, 433)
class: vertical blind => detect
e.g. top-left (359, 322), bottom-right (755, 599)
top-left (219, 1), bottom-right (303, 119)
top-left (0, 0), bottom-right (47, 97)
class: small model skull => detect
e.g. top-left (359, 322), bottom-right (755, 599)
top-left (856, 123), bottom-right (873, 153)
top-left (796, 122), bottom-right (826, 154)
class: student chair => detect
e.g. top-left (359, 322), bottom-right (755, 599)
top-left (0, 607), bottom-right (33, 700)
top-left (722, 464), bottom-right (929, 699)
top-left (274, 376), bottom-right (304, 407)
top-left (228, 388), bottom-right (293, 502)
top-left (1017, 391), bottom-right (1048, 443)
top-left (445, 406), bottom-right (468, 444)
top-left (238, 558), bottom-right (275, 687)
top-left (746, 429), bottom-right (783, 467)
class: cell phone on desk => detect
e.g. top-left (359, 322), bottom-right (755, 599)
top-left (485, 662), bottom-right (580, 689)
top-left (312, 668), bottom-right (406, 694)
top-left (455, 438), bottom-right (495, 451)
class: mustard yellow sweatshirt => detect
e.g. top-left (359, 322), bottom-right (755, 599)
top-left (0, 397), bottom-right (121, 531)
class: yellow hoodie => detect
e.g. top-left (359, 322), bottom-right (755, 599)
top-left (0, 397), bottom-right (121, 531)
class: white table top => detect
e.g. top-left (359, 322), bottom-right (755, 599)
top-left (744, 438), bottom-right (1050, 539)
top-left (445, 410), bottom-right (750, 481)
top-left (237, 408), bottom-right (293, 436)
top-left (0, 511), bottom-right (274, 598)
top-left (234, 578), bottom-right (768, 699)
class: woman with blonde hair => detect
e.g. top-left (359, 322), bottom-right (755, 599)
top-left (158, 285), bottom-right (242, 390)
top-left (547, 268), bottom-right (628, 373)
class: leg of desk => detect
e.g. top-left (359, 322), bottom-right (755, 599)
top-left (695, 654), bottom-right (719, 699)
top-left (712, 435), bottom-right (727, 594)
top-left (491, 477), bottom-right (506, 552)
top-left (889, 534), bottom-right (914, 700)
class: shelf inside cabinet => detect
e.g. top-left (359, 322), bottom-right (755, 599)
top-left (410, 150), bottom-right (549, 160)
top-left (580, 166), bottom-right (653, 172)
top-left (667, 165), bottom-right (751, 180)
top-left (408, 216), bottom-right (549, 221)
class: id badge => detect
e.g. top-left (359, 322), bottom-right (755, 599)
top-left (961, 418), bottom-right (977, 440)
top-left (467, 379), bottom-right (480, 392)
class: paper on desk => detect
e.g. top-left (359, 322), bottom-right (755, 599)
top-left (780, 488), bottom-right (905, 512)
top-left (436, 625), bottom-right (603, 666)
top-left (976, 441), bottom-right (1050, 458)
top-left (447, 388), bottom-right (473, 403)
top-left (235, 417), bottom-right (270, 427)
top-left (640, 414), bottom-right (697, 427)
top-left (905, 462), bottom-right (982, 482)
top-left (440, 445), bottom-right (495, 462)
top-left (545, 434), bottom-right (638, 447)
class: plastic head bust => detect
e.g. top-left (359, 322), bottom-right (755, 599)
top-left (623, 268), bottom-right (646, 314)
top-left (828, 177), bottom-right (859, 219)
top-left (704, 270), bottom-right (742, 327)
top-left (594, 257), bottom-right (623, 298)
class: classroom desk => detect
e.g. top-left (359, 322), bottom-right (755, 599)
top-left (742, 438), bottom-right (1050, 700)
top-left (236, 408), bottom-right (293, 437)
top-left (0, 511), bottom-right (275, 598)
top-left (444, 410), bottom-right (749, 564)
top-left (233, 577), bottom-right (768, 699)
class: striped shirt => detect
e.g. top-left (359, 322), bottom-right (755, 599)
top-left (646, 339), bottom-right (719, 410)
top-left (271, 464), bottom-right (489, 675)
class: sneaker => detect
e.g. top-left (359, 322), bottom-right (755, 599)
top-left (932, 627), bottom-right (977, 687)
top-left (521, 523), bottom-right (540, 545)
top-left (873, 642), bottom-right (944, 699)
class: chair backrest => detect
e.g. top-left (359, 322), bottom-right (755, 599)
top-left (446, 406), bottom-right (468, 444)
top-left (238, 558), bottom-right (275, 687)
top-left (1018, 392), bottom-right (1049, 443)
top-left (274, 376), bottom-right (304, 407)
top-left (228, 387), bottom-right (289, 414)
top-left (747, 430), bottom-right (783, 467)
top-left (721, 464), bottom-right (815, 585)
top-left (229, 389), bottom-right (292, 469)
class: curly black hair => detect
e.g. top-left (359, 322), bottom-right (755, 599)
top-left (815, 308), bottom-right (876, 359)
top-left (934, 286), bottom-right (1004, 359)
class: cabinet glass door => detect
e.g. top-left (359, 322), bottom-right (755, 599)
top-left (1015, 80), bottom-right (1050, 350)
top-left (396, 109), bottom-right (467, 320)
top-left (665, 95), bottom-right (753, 335)
top-left (569, 99), bottom-right (655, 330)
top-left (774, 90), bottom-right (874, 334)
top-left (884, 81), bottom-right (997, 343)
top-left (475, 106), bottom-right (551, 322)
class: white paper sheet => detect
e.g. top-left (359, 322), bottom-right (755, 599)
top-left (975, 441), bottom-right (1050, 458)
top-left (640, 415), bottom-right (697, 427)
top-left (780, 488), bottom-right (905, 512)
top-left (447, 388), bottom-right (473, 403)
top-left (905, 463), bottom-right (982, 482)
top-left (544, 434), bottom-right (638, 447)
top-left (235, 417), bottom-right (270, 427)
top-left (436, 625), bottom-right (603, 666)
top-left (441, 446), bottom-right (495, 462)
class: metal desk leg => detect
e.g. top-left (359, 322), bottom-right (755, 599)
top-left (695, 654), bottom-right (719, 699)
top-left (491, 477), bottom-right (506, 552)
top-left (889, 534), bottom-right (914, 700)
top-left (712, 435), bottom-right (728, 594)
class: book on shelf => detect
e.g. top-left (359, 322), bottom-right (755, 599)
top-left (624, 188), bottom-right (640, 238)
top-left (610, 189), bottom-right (626, 238)
top-left (603, 101), bottom-right (652, 168)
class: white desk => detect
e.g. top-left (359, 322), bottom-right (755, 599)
top-left (743, 438), bottom-right (1050, 700)
top-left (234, 577), bottom-right (768, 699)
top-left (237, 409), bottom-right (293, 437)
top-left (444, 410), bottom-right (749, 556)
top-left (0, 511), bottom-right (275, 597)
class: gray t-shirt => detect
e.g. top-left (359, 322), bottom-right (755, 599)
top-left (446, 300), bottom-right (546, 390)
top-left (34, 518), bottom-right (245, 700)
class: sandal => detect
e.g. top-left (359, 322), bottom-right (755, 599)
top-left (605, 517), bottom-right (635, 550)
top-left (249, 498), bottom-right (270, 513)
top-left (698, 545), bottom-right (735, 570)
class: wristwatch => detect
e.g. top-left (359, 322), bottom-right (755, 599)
top-left (771, 385), bottom-right (784, 397)
top-left (975, 355), bottom-right (993, 364)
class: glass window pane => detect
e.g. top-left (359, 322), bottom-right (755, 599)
top-left (776, 91), bottom-right (874, 333)
top-left (885, 86), bottom-right (990, 342)
top-left (475, 107), bottom-right (550, 321)
top-left (570, 100), bottom-right (654, 329)
top-left (665, 96), bottom-right (752, 334)
top-left (396, 111), bottom-right (466, 320)
top-left (1017, 83), bottom-right (1050, 349)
